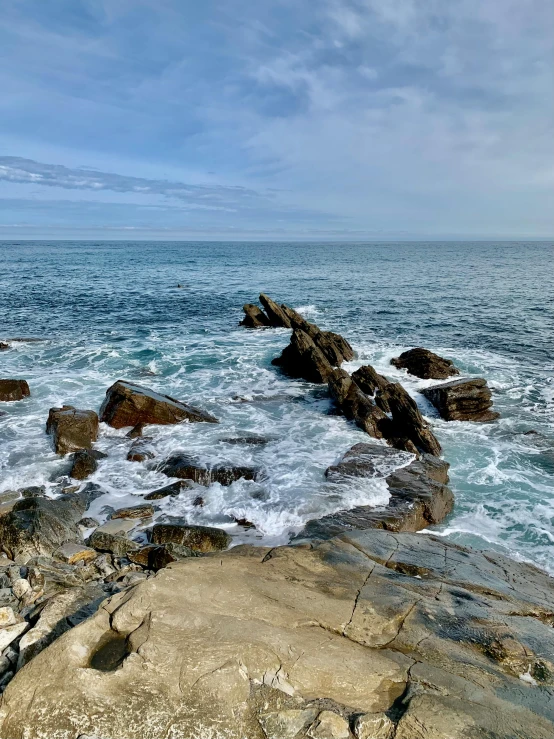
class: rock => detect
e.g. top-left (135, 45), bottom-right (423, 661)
top-left (220, 435), bottom-right (270, 446)
top-left (126, 439), bottom-right (155, 462)
top-left (11, 578), bottom-right (31, 602)
top-left (125, 422), bottom-right (145, 439)
top-left (0, 343), bottom-right (9, 351)
top-left (0, 622), bottom-right (28, 653)
top-left (274, 329), bottom-right (334, 384)
top-left (259, 293), bottom-right (292, 327)
top-left (20, 486), bottom-right (46, 498)
top-left (353, 713), bottom-right (394, 739)
top-left (422, 377), bottom-right (499, 422)
top-left (2, 529), bottom-right (554, 739)
top-left (69, 449), bottom-right (107, 480)
top-left (147, 543), bottom-right (196, 570)
top-left (0, 496), bottom-right (85, 562)
top-left (0, 607), bottom-right (17, 628)
top-left (160, 454), bottom-right (258, 486)
top-left (391, 347), bottom-right (459, 380)
top-left (77, 517), bottom-right (99, 529)
top-left (87, 527), bottom-right (139, 557)
top-left (240, 304), bottom-right (271, 328)
top-left (109, 504), bottom-right (154, 520)
top-left (351, 364), bottom-right (391, 412)
top-left (99, 380), bottom-right (218, 428)
top-left (325, 443), bottom-right (411, 483)
top-left (385, 383), bottom-right (442, 456)
top-left (46, 406), bottom-right (99, 455)
top-left (328, 369), bottom-right (388, 439)
top-left (308, 711), bottom-right (350, 739)
top-left (150, 523), bottom-right (231, 552)
top-left (278, 305), bottom-right (354, 365)
top-left (53, 542), bottom-right (97, 565)
top-left (0, 380), bottom-right (30, 403)
top-left (144, 480), bottom-right (194, 500)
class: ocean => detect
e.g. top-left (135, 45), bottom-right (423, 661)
top-left (1, 240), bottom-right (553, 572)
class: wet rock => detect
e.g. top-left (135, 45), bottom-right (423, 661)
top-left (150, 523), bottom-right (231, 552)
top-left (160, 454), bottom-right (258, 486)
top-left (99, 380), bottom-right (218, 428)
top-left (68, 449), bottom-right (107, 480)
top-left (240, 303), bottom-right (271, 328)
top-left (422, 377), bottom-right (499, 422)
top-left (220, 435), bottom-right (270, 446)
top-left (259, 293), bottom-right (292, 327)
top-left (0, 496), bottom-right (85, 562)
top-left (53, 542), bottom-right (97, 565)
top-left (328, 369), bottom-right (387, 439)
top-left (351, 364), bottom-right (392, 412)
top-left (391, 347), bottom-right (459, 380)
top-left (126, 438), bottom-right (155, 462)
top-left (19, 486), bottom-right (46, 499)
top-left (77, 517), bottom-right (99, 529)
top-left (108, 504), bottom-right (154, 520)
top-left (385, 383), bottom-right (442, 456)
top-left (0, 343), bottom-right (9, 351)
top-left (0, 380), bottom-right (30, 403)
top-left (46, 406), bottom-right (99, 455)
top-left (325, 443), bottom-right (411, 482)
top-left (273, 329), bottom-right (334, 384)
top-left (125, 422), bottom-right (145, 439)
top-left (144, 480), bottom-right (194, 500)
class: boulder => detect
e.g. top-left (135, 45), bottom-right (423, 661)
top-left (87, 530), bottom-right (139, 557)
top-left (278, 305), bottom-right (354, 365)
top-left (0, 380), bottom-right (30, 403)
top-left (108, 504), bottom-right (154, 520)
top-left (160, 454), bottom-right (258, 486)
top-left (126, 438), bottom-right (155, 462)
top-left (0, 343), bottom-right (9, 351)
top-left (3, 530), bottom-right (553, 739)
top-left (240, 304), bottom-right (271, 328)
top-left (125, 422), bottom-right (145, 439)
top-left (144, 480), bottom-right (194, 500)
top-left (273, 329), bottom-right (334, 384)
top-left (99, 380), bottom-right (218, 429)
top-left (68, 449), bottom-right (107, 480)
top-left (328, 369), bottom-right (387, 439)
top-left (147, 543), bottom-right (197, 570)
top-left (53, 542), bottom-right (97, 565)
top-left (0, 496), bottom-right (85, 562)
top-left (150, 523), bottom-right (231, 552)
top-left (391, 347), bottom-right (459, 380)
top-left (351, 364), bottom-right (391, 412)
top-left (259, 293), bottom-right (292, 327)
top-left (422, 377), bottom-right (499, 422)
top-left (325, 443), bottom-right (411, 483)
top-left (46, 406), bottom-right (99, 455)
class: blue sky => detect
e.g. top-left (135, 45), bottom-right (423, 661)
top-left (0, 0), bottom-right (552, 240)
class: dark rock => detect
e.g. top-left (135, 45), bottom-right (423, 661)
top-left (391, 347), bottom-right (459, 380)
top-left (69, 449), bottom-right (107, 480)
top-left (46, 406), bottom-right (99, 455)
top-left (328, 369), bottom-right (387, 439)
top-left (77, 517), bottom-right (99, 529)
top-left (273, 329), bottom-right (333, 383)
top-left (0, 380), bottom-right (30, 402)
top-left (193, 496), bottom-right (204, 507)
top-left (233, 518), bottom-right (255, 529)
top-left (128, 544), bottom-right (159, 567)
top-left (240, 304), bottom-right (270, 328)
top-left (144, 480), bottom-right (194, 500)
top-left (0, 496), bottom-right (86, 562)
top-left (126, 438), bottom-right (155, 462)
top-left (99, 380), bottom-right (218, 428)
top-left (160, 454), bottom-right (258, 486)
top-left (325, 443), bottom-right (410, 482)
top-left (220, 435), bottom-right (270, 446)
top-left (351, 364), bottom-right (391, 412)
top-left (422, 378), bottom-right (499, 422)
top-left (109, 504), bottom-right (154, 520)
top-left (19, 486), bottom-right (46, 499)
top-left (386, 383), bottom-right (442, 456)
top-left (148, 542), bottom-right (197, 570)
top-left (259, 293), bottom-right (292, 327)
top-left (125, 423), bottom-right (146, 439)
top-left (87, 530), bottom-right (139, 557)
top-left (150, 523), bottom-right (230, 552)
top-left (0, 343), bottom-right (9, 351)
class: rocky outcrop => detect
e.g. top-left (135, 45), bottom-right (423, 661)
top-left (391, 347), bottom-right (459, 379)
top-left (273, 329), bottom-right (334, 384)
top-left (99, 380), bottom-right (218, 429)
top-left (149, 523), bottom-right (231, 552)
top-left (259, 293), bottom-right (292, 327)
top-left (46, 406), bottom-right (99, 455)
top-left (160, 453), bottom-right (258, 486)
top-left (240, 304), bottom-right (271, 328)
top-left (422, 377), bottom-right (499, 422)
top-left (385, 382), bottom-right (442, 456)
top-left (351, 364), bottom-right (391, 412)
top-left (328, 369), bottom-right (387, 439)
top-left (0, 343), bottom-right (9, 351)
top-left (2, 529), bottom-right (553, 739)
top-left (68, 449), bottom-right (107, 480)
top-left (0, 380), bottom-right (30, 403)
top-left (300, 444), bottom-right (453, 540)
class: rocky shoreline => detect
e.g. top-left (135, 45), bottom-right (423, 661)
top-left (0, 295), bottom-right (552, 739)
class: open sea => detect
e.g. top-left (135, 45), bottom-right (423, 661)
top-left (0, 240), bottom-right (553, 572)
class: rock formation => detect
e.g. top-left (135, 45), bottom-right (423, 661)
top-left (422, 377), bottom-right (499, 422)
top-left (160, 453), bottom-right (258, 485)
top-left (391, 347), bottom-right (459, 379)
top-left (240, 304), bottom-right (271, 328)
top-left (46, 406), bottom-right (99, 455)
top-left (69, 449), bottom-right (107, 480)
top-left (351, 364), bottom-right (391, 412)
top-left (0, 380), bottom-right (30, 403)
top-left (99, 380), bottom-right (218, 428)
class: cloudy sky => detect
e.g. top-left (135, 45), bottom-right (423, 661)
top-left (0, 0), bottom-right (552, 240)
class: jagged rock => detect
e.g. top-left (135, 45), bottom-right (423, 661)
top-left (4, 529), bottom-right (553, 739)
top-left (160, 454), bottom-right (258, 486)
top-left (278, 305), bottom-right (354, 366)
top-left (126, 439), bottom-right (155, 462)
top-left (0, 607), bottom-right (17, 628)
top-left (147, 543), bottom-right (196, 570)
top-left (422, 377), bottom-right (499, 422)
top-left (150, 523), bottom-right (230, 552)
top-left (307, 711), bottom-right (350, 739)
top-left (328, 369), bottom-right (387, 438)
top-left (351, 364), bottom-right (391, 412)
top-left (0, 622), bottom-right (28, 653)
top-left (144, 480), bottom-right (194, 500)
top-left (125, 423), bottom-right (145, 439)
top-left (299, 449), bottom-right (452, 540)
top-left (77, 517), bottom-right (99, 529)
top-left (273, 329), bottom-right (334, 384)
top-left (109, 504), bottom-right (154, 520)
top-left (99, 380), bottom-right (218, 429)
top-left (0, 380), bottom-right (30, 402)
top-left (46, 406), bottom-right (99, 455)
top-left (0, 496), bottom-right (85, 562)
top-left (240, 304), bottom-right (271, 328)
top-left (69, 449), bottom-right (107, 480)
top-left (87, 530), bottom-right (139, 557)
top-left (259, 293), bottom-right (292, 327)
top-left (0, 343), bottom-right (9, 351)
top-left (391, 347), bottom-right (459, 380)
top-left (385, 383), bottom-right (441, 456)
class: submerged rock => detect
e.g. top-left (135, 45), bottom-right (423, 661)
top-left (68, 449), bottom-right (107, 480)
top-left (126, 438), bottom-right (155, 462)
top-left (46, 406), bottom-right (99, 455)
top-left (240, 303), bottom-right (271, 328)
top-left (99, 380), bottom-right (218, 429)
top-left (0, 343), bottom-right (9, 351)
top-left (391, 347), bottom-right (459, 380)
top-left (144, 480), bottom-right (194, 500)
top-left (160, 454), bottom-right (258, 486)
top-left (4, 529), bottom-right (553, 739)
top-left (422, 377), bottom-right (499, 422)
top-left (0, 380), bottom-right (30, 403)
top-left (150, 523), bottom-right (231, 552)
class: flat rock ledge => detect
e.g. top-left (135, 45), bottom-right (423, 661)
top-left (1, 529), bottom-right (553, 739)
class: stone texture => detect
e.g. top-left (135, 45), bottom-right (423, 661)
top-left (273, 329), bottom-right (334, 384)
top-left (240, 304), bottom-right (271, 328)
top-left (99, 380), bottom-right (217, 428)
top-left (0, 622), bottom-right (28, 653)
top-left (53, 542), bottom-right (97, 565)
top-left (385, 383), bottom-right (441, 456)
top-left (109, 504), bottom-right (154, 520)
top-left (328, 369), bottom-right (388, 439)
top-left (126, 438), bottom-right (155, 462)
top-left (0, 380), bottom-right (30, 403)
top-left (46, 406), bottom-right (99, 455)
top-left (353, 713), bottom-right (394, 739)
top-left (391, 347), bottom-right (459, 380)
top-left (422, 377), bottom-right (499, 422)
top-left (150, 523), bottom-right (231, 552)
top-left (307, 711), bottom-right (350, 738)
top-left (259, 293), bottom-right (292, 327)
top-left (352, 364), bottom-right (392, 412)
top-left (69, 449), bottom-right (107, 480)
top-left (144, 480), bottom-right (194, 500)
top-left (87, 530), bottom-right (139, 557)
top-left (160, 454), bottom-right (258, 486)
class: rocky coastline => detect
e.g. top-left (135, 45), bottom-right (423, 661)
top-left (0, 295), bottom-right (552, 739)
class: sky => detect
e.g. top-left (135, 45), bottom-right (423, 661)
top-left (0, 0), bottom-right (552, 240)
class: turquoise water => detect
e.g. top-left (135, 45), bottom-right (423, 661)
top-left (1, 240), bottom-right (553, 571)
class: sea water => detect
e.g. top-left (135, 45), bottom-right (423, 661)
top-left (0, 240), bottom-right (553, 571)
